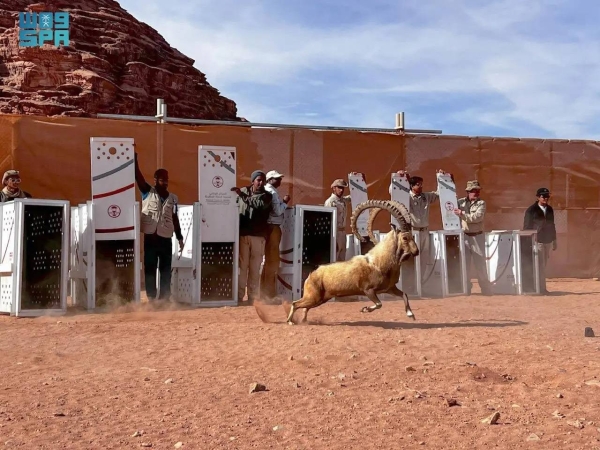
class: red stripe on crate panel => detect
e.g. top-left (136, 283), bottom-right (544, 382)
top-left (92, 183), bottom-right (135, 199)
top-left (95, 226), bottom-right (135, 233)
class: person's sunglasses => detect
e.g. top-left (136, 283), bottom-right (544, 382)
top-left (541, 194), bottom-right (550, 198)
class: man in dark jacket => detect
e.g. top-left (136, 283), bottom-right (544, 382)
top-left (523, 187), bottom-right (556, 294)
top-left (231, 170), bottom-right (273, 305)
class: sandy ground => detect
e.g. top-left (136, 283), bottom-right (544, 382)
top-left (1, 279), bottom-right (600, 449)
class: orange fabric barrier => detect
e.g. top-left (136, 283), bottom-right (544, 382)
top-left (1, 114), bottom-right (600, 278)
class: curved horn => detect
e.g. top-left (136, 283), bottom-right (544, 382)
top-left (350, 200), bottom-right (378, 243)
top-left (367, 207), bottom-right (384, 244)
top-left (386, 200), bottom-right (412, 231)
top-left (351, 200), bottom-right (407, 242)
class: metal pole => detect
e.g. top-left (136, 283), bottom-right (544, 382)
top-left (155, 99), bottom-right (165, 169)
top-left (395, 112), bottom-right (405, 130)
top-left (97, 112), bottom-right (442, 134)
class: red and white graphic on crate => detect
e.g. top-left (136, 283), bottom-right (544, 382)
top-left (90, 137), bottom-right (136, 240)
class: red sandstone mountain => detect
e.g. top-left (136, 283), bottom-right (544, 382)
top-left (0, 0), bottom-right (239, 119)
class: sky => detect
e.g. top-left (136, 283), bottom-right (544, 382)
top-left (118, 0), bottom-right (600, 139)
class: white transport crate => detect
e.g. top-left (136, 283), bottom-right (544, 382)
top-left (347, 172), bottom-right (378, 260)
top-left (390, 172), bottom-right (411, 229)
top-left (421, 230), bottom-right (468, 297)
top-left (276, 205), bottom-right (337, 302)
top-left (69, 202), bottom-right (92, 309)
top-left (70, 201), bottom-right (141, 308)
top-left (197, 145), bottom-right (239, 306)
top-left (348, 172), bottom-right (369, 238)
top-left (486, 230), bottom-right (540, 295)
top-left (0, 199), bottom-right (70, 317)
top-left (69, 137), bottom-right (141, 309)
top-left (170, 203), bottom-right (201, 304)
top-left (437, 172), bottom-right (461, 231)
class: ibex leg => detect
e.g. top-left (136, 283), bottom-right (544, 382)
top-left (389, 286), bottom-right (416, 320)
top-left (361, 289), bottom-right (382, 313)
top-left (287, 303), bottom-right (309, 325)
top-left (286, 302), bottom-right (297, 325)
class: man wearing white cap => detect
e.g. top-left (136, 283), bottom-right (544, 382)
top-left (0, 170), bottom-right (32, 202)
top-left (324, 178), bottom-right (352, 261)
top-left (261, 170), bottom-right (290, 298)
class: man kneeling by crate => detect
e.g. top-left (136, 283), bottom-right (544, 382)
top-left (134, 153), bottom-right (184, 301)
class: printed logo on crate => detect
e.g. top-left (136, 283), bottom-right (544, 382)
top-left (107, 205), bottom-right (121, 218)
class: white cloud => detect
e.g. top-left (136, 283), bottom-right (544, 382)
top-left (118, 0), bottom-right (600, 139)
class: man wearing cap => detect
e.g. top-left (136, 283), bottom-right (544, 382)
top-left (388, 169), bottom-right (450, 279)
top-left (135, 153), bottom-right (184, 301)
top-left (260, 169), bottom-right (291, 298)
top-left (1, 170), bottom-right (32, 202)
top-left (454, 180), bottom-right (493, 295)
top-left (523, 188), bottom-right (556, 294)
top-left (324, 178), bottom-right (352, 261)
top-left (232, 170), bottom-right (273, 305)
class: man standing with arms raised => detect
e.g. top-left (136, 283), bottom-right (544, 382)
top-left (388, 169), bottom-right (449, 279)
top-left (134, 153), bottom-right (184, 301)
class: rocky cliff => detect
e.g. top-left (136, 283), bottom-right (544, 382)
top-left (0, 0), bottom-right (239, 119)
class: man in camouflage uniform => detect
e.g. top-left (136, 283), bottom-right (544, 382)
top-left (324, 178), bottom-right (352, 261)
top-left (454, 180), bottom-right (492, 296)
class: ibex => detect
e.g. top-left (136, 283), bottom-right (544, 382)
top-left (285, 200), bottom-right (420, 325)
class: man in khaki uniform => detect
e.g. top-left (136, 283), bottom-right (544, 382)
top-left (454, 180), bottom-right (492, 295)
top-left (324, 178), bottom-right (352, 261)
top-left (388, 169), bottom-right (450, 277)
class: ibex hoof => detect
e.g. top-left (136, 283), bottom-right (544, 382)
top-left (287, 321), bottom-right (295, 325)
top-left (361, 306), bottom-right (372, 313)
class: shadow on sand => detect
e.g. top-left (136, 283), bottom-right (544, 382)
top-left (540, 291), bottom-right (600, 297)
top-left (314, 319), bottom-right (528, 330)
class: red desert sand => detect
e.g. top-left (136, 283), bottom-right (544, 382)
top-left (1, 279), bottom-right (599, 449)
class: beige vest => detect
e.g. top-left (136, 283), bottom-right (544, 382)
top-left (140, 187), bottom-right (178, 238)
